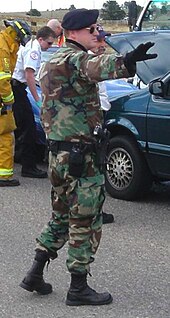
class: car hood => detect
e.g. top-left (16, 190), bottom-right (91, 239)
top-left (105, 30), bottom-right (170, 85)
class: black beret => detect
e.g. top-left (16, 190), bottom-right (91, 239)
top-left (61, 9), bottom-right (99, 30)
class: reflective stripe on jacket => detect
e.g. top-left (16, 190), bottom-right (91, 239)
top-left (0, 168), bottom-right (13, 176)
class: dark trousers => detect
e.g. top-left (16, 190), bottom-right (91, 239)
top-left (12, 82), bottom-right (37, 169)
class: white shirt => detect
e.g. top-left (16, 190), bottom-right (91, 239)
top-left (98, 81), bottom-right (111, 111)
top-left (12, 39), bottom-right (41, 83)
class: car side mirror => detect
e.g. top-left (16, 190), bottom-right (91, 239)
top-left (149, 80), bottom-right (164, 97)
top-left (149, 71), bottom-right (170, 99)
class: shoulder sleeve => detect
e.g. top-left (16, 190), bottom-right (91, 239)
top-left (23, 47), bottom-right (41, 72)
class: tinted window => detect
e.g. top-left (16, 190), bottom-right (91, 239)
top-left (140, 0), bottom-right (170, 30)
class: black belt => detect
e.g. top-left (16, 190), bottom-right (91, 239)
top-left (11, 79), bottom-right (27, 88)
top-left (48, 140), bottom-right (95, 154)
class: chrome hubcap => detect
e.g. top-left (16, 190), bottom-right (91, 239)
top-left (106, 148), bottom-right (134, 190)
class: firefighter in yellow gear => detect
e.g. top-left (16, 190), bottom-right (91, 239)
top-left (0, 19), bottom-right (32, 186)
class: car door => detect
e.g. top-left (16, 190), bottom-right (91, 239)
top-left (146, 94), bottom-right (170, 177)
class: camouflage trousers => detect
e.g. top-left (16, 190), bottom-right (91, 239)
top-left (36, 150), bottom-right (105, 274)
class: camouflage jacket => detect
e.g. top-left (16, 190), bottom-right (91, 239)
top-left (39, 40), bottom-right (130, 143)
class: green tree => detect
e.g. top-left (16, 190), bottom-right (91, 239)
top-left (26, 8), bottom-right (41, 16)
top-left (161, 5), bottom-right (167, 14)
top-left (101, 1), bottom-right (126, 20)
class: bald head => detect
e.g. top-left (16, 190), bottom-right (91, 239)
top-left (47, 19), bottom-right (63, 37)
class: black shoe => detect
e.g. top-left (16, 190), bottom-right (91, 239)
top-left (21, 167), bottom-right (47, 178)
top-left (102, 212), bottom-right (114, 224)
top-left (19, 250), bottom-right (52, 295)
top-left (66, 285), bottom-right (113, 306)
top-left (66, 273), bottom-right (113, 306)
top-left (20, 274), bottom-right (52, 295)
top-left (0, 178), bottom-right (20, 187)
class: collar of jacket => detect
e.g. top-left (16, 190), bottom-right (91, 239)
top-left (66, 39), bottom-right (87, 52)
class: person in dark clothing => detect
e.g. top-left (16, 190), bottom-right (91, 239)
top-left (12, 82), bottom-right (45, 171)
top-left (128, 1), bottom-right (138, 32)
top-left (12, 26), bottom-right (56, 178)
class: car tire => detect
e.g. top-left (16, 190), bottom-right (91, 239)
top-left (105, 135), bottom-right (153, 201)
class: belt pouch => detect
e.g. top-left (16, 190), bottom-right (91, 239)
top-left (69, 146), bottom-right (84, 177)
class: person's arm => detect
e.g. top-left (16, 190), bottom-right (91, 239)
top-left (76, 43), bottom-right (157, 84)
top-left (25, 68), bottom-right (40, 102)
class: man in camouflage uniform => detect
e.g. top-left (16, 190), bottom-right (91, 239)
top-left (19, 9), bottom-right (157, 306)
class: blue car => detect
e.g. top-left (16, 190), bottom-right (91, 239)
top-left (104, 30), bottom-right (170, 200)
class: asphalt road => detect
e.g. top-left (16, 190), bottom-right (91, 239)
top-left (0, 163), bottom-right (169, 318)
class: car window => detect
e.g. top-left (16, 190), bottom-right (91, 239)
top-left (136, 0), bottom-right (170, 31)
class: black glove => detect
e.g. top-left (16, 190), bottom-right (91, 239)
top-left (123, 42), bottom-right (158, 76)
top-left (127, 42), bottom-right (157, 62)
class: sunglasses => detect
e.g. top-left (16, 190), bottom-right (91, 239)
top-left (45, 40), bottom-right (53, 45)
top-left (85, 26), bottom-right (98, 34)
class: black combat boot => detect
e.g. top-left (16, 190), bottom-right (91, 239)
top-left (66, 273), bottom-right (113, 306)
top-left (19, 250), bottom-right (52, 295)
top-left (102, 211), bottom-right (114, 224)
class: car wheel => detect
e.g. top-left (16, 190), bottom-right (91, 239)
top-left (105, 135), bottom-right (153, 200)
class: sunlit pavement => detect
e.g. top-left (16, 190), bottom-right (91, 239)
top-left (0, 163), bottom-right (169, 318)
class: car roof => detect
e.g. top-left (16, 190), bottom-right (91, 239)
top-left (105, 30), bottom-right (170, 84)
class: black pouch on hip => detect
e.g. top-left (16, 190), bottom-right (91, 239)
top-left (69, 145), bottom-right (85, 178)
